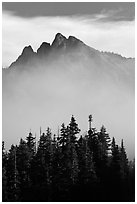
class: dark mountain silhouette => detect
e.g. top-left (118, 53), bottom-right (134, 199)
top-left (8, 33), bottom-right (88, 68)
top-left (37, 42), bottom-right (51, 57)
top-left (3, 33), bottom-right (134, 92)
top-left (9, 45), bottom-right (36, 68)
top-left (8, 33), bottom-right (134, 70)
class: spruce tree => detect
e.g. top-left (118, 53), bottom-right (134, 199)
top-left (120, 139), bottom-right (129, 180)
top-left (36, 128), bottom-right (53, 187)
top-left (77, 135), bottom-right (96, 185)
top-left (6, 145), bottom-right (20, 201)
top-left (59, 123), bottom-right (68, 147)
top-left (87, 118), bottom-right (99, 175)
top-left (111, 137), bottom-right (121, 181)
top-left (17, 138), bottom-right (30, 188)
top-left (68, 115), bottom-right (80, 143)
top-left (97, 126), bottom-right (111, 179)
top-left (67, 116), bottom-right (80, 184)
top-left (2, 141), bottom-right (8, 201)
top-left (32, 132), bottom-right (47, 186)
top-left (98, 125), bottom-right (111, 158)
top-left (26, 131), bottom-right (36, 156)
top-left (45, 127), bottom-right (53, 186)
top-left (25, 132), bottom-right (36, 188)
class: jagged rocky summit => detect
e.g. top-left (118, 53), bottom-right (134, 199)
top-left (5, 32), bottom-right (134, 89)
top-left (9, 33), bottom-right (88, 68)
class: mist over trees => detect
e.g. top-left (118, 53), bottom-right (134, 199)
top-left (3, 33), bottom-right (135, 160)
top-left (2, 115), bottom-right (135, 202)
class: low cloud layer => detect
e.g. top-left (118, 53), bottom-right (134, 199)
top-left (2, 11), bottom-right (135, 67)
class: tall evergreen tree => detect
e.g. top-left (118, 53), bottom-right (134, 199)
top-left (87, 116), bottom-right (100, 175)
top-left (6, 145), bottom-right (20, 201)
top-left (111, 137), bottom-right (121, 181)
top-left (36, 128), bottom-right (53, 187)
top-left (68, 115), bottom-right (80, 143)
top-left (119, 139), bottom-right (129, 180)
top-left (26, 131), bottom-right (36, 156)
top-left (2, 141), bottom-right (8, 201)
top-left (16, 138), bottom-right (30, 188)
top-left (77, 135), bottom-right (96, 185)
top-left (67, 116), bottom-right (80, 184)
top-left (58, 123), bottom-right (68, 147)
top-left (25, 132), bottom-right (36, 188)
top-left (97, 125), bottom-right (111, 179)
top-left (98, 125), bottom-right (111, 158)
top-left (45, 127), bottom-right (53, 186)
top-left (30, 132), bottom-right (46, 186)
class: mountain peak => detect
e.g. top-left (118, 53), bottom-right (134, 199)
top-left (9, 45), bottom-right (35, 68)
top-left (56, 32), bottom-right (65, 37)
top-left (37, 42), bottom-right (50, 56)
top-left (20, 45), bottom-right (35, 62)
top-left (68, 35), bottom-right (82, 43)
top-left (22, 45), bottom-right (34, 55)
top-left (68, 35), bottom-right (84, 47)
top-left (51, 33), bottom-right (84, 50)
top-left (55, 33), bottom-right (66, 40)
top-left (51, 33), bottom-right (67, 48)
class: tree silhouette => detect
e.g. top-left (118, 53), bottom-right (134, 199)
top-left (2, 115), bottom-right (134, 202)
top-left (2, 141), bottom-right (8, 201)
top-left (120, 139), bottom-right (129, 179)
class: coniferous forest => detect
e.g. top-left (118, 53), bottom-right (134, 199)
top-left (2, 115), bottom-right (135, 202)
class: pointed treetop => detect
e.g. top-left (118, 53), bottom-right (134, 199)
top-left (100, 125), bottom-right (106, 133)
top-left (69, 115), bottom-right (81, 137)
top-left (121, 139), bottom-right (124, 149)
top-left (89, 115), bottom-right (93, 122)
top-left (40, 127), bottom-right (42, 136)
top-left (112, 137), bottom-right (115, 144)
top-left (70, 115), bottom-right (76, 123)
top-left (57, 126), bottom-right (60, 139)
top-left (88, 115), bottom-right (93, 130)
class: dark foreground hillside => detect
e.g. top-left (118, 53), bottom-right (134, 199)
top-left (2, 115), bottom-right (135, 202)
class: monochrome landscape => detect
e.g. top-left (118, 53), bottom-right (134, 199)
top-left (2, 2), bottom-right (135, 202)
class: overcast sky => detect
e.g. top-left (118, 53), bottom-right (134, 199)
top-left (2, 2), bottom-right (135, 67)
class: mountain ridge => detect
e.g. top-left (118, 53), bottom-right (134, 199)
top-left (7, 33), bottom-right (134, 69)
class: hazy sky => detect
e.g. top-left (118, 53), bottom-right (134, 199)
top-left (2, 2), bottom-right (135, 67)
